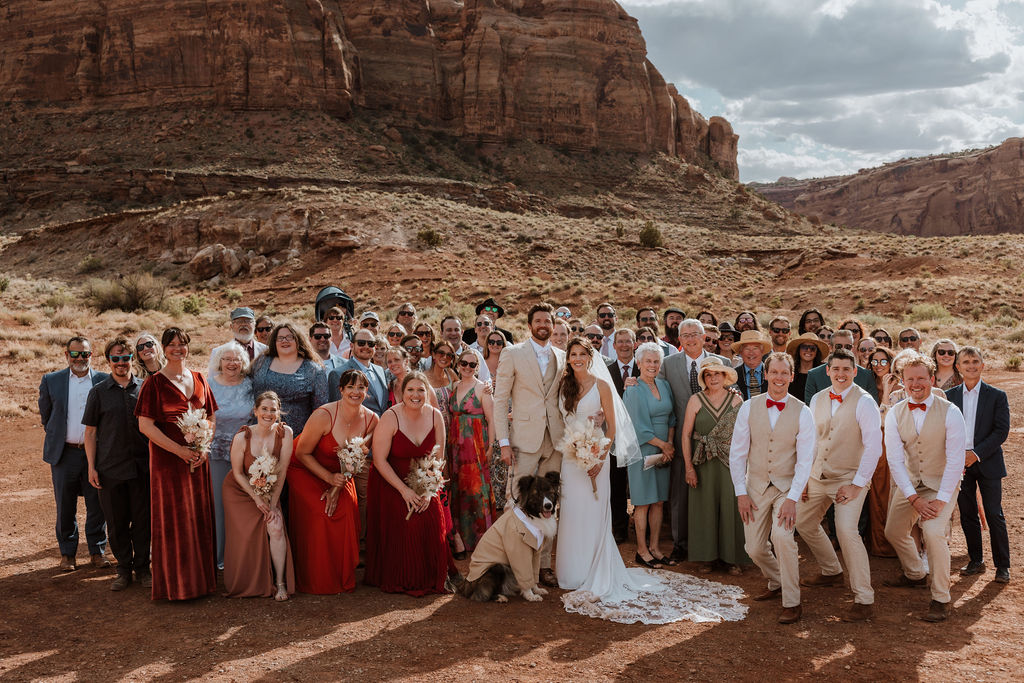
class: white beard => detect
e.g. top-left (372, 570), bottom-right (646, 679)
top-left (234, 332), bottom-right (254, 344)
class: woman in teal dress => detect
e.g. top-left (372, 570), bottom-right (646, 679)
top-left (680, 357), bottom-right (750, 574)
top-left (623, 342), bottom-right (676, 569)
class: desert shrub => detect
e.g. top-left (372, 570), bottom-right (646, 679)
top-left (77, 255), bottom-right (104, 274)
top-left (1004, 328), bottom-right (1024, 343)
top-left (225, 288), bottom-right (243, 304)
top-left (1006, 355), bottom-right (1022, 372)
top-left (906, 303), bottom-right (951, 323)
top-left (44, 290), bottom-right (71, 309)
top-left (85, 273), bottom-right (168, 313)
top-left (50, 306), bottom-right (86, 329)
top-left (0, 276), bottom-right (9, 293)
top-left (181, 293), bottom-right (208, 316)
top-left (638, 221), bottom-right (663, 248)
top-left (15, 312), bottom-right (39, 326)
top-left (614, 225), bottom-right (626, 238)
top-left (417, 228), bottom-right (444, 247)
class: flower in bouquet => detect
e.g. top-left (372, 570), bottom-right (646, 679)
top-left (556, 419), bottom-right (610, 499)
top-left (403, 445), bottom-right (446, 519)
top-left (175, 407), bottom-right (214, 472)
top-left (248, 447), bottom-right (279, 499)
top-left (335, 436), bottom-right (368, 481)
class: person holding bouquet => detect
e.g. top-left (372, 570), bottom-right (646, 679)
top-left (222, 391), bottom-right (296, 600)
top-left (290, 369), bottom-right (376, 594)
top-left (135, 328), bottom-right (218, 601)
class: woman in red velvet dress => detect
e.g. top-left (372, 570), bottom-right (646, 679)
top-left (365, 371), bottom-right (450, 596)
top-left (290, 369), bottom-right (377, 594)
top-left (135, 328), bottom-right (218, 601)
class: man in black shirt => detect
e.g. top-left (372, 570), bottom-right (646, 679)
top-left (83, 337), bottom-right (151, 591)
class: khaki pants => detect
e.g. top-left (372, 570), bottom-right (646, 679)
top-left (743, 484), bottom-right (801, 608)
top-left (795, 477), bottom-right (874, 604)
top-left (884, 483), bottom-right (958, 603)
top-left (512, 431), bottom-right (562, 568)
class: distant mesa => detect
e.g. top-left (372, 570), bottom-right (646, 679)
top-left (750, 138), bottom-right (1024, 236)
top-left (0, 0), bottom-right (737, 178)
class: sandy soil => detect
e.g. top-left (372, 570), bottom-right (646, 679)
top-left (1, 374), bottom-right (1022, 682)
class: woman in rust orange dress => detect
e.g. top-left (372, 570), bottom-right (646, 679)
top-left (289, 369), bottom-right (377, 594)
top-left (135, 328), bottom-right (218, 601)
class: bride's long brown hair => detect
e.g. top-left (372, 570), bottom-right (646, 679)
top-left (559, 337), bottom-right (594, 416)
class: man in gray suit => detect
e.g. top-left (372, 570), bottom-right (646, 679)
top-left (804, 329), bottom-right (878, 403)
top-left (38, 336), bottom-right (109, 571)
top-left (659, 319), bottom-right (731, 562)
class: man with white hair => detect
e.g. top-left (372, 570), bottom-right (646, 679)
top-left (208, 307), bottom-right (267, 376)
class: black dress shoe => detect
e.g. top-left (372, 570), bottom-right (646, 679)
top-left (613, 531), bottom-right (629, 544)
top-left (668, 545), bottom-right (687, 563)
top-left (995, 568), bottom-right (1010, 583)
top-left (960, 560), bottom-right (986, 575)
top-left (634, 553), bottom-right (662, 569)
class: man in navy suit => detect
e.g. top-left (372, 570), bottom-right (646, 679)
top-left (38, 336), bottom-right (109, 571)
top-left (804, 330), bottom-right (878, 403)
top-left (947, 347), bottom-right (1011, 583)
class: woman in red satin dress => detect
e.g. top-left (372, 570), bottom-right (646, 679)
top-left (135, 328), bottom-right (218, 601)
top-left (365, 372), bottom-right (451, 596)
top-left (290, 369), bottom-right (377, 594)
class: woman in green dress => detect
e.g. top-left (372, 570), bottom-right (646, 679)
top-left (680, 357), bottom-right (750, 574)
top-left (623, 342), bottom-right (677, 569)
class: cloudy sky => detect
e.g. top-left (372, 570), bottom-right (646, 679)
top-left (622, 0), bottom-right (1024, 182)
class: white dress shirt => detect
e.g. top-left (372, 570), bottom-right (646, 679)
top-left (529, 337), bottom-right (552, 377)
top-left (729, 395), bottom-right (816, 502)
top-left (617, 359), bottom-right (634, 381)
top-left (683, 351), bottom-right (708, 382)
top-left (884, 394), bottom-right (967, 503)
top-left (66, 371), bottom-right (94, 444)
top-left (961, 382), bottom-right (980, 452)
top-left (808, 385), bottom-right (883, 487)
top-left (330, 337), bottom-right (351, 359)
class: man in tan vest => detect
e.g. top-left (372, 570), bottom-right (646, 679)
top-left (883, 354), bottom-right (966, 622)
top-left (795, 347), bottom-right (882, 622)
top-left (730, 352), bottom-right (815, 624)
top-left (494, 302), bottom-right (566, 587)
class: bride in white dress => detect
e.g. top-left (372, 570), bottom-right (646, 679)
top-left (555, 338), bottom-right (748, 624)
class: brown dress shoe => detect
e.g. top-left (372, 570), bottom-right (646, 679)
top-left (920, 600), bottom-right (949, 622)
top-left (801, 572), bottom-right (844, 588)
top-left (883, 573), bottom-right (928, 588)
top-left (753, 587), bottom-right (782, 601)
top-left (58, 555), bottom-right (76, 572)
top-left (841, 602), bottom-right (873, 622)
top-left (91, 553), bottom-right (111, 569)
top-left (110, 574), bottom-right (131, 591)
top-left (539, 568), bottom-right (558, 588)
top-left (778, 605), bottom-right (802, 624)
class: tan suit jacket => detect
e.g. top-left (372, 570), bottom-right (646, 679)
top-left (493, 340), bottom-right (565, 453)
top-left (465, 508), bottom-right (545, 591)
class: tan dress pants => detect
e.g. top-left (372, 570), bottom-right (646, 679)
top-left (743, 484), bottom-right (801, 608)
top-left (884, 483), bottom-right (958, 603)
top-left (511, 430), bottom-right (562, 569)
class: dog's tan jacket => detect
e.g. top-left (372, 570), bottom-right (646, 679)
top-left (492, 341), bottom-right (565, 453)
top-left (465, 508), bottom-right (545, 591)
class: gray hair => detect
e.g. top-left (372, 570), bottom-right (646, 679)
top-left (634, 342), bottom-right (663, 365)
top-left (679, 318), bottom-right (705, 334)
top-left (211, 341), bottom-right (250, 376)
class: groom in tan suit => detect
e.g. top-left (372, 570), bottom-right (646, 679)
top-left (494, 302), bottom-right (566, 586)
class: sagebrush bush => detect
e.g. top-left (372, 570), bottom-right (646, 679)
top-left (86, 273), bottom-right (168, 313)
top-left (638, 221), bottom-right (663, 248)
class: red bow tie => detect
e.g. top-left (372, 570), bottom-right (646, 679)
top-left (766, 399), bottom-right (785, 411)
top-left (829, 392), bottom-right (843, 403)
top-left (909, 402), bottom-right (927, 411)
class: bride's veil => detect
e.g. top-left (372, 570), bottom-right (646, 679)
top-left (589, 358), bottom-right (643, 468)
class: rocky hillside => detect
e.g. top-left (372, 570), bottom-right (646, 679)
top-left (0, 0), bottom-right (736, 178)
top-left (750, 138), bottom-right (1024, 236)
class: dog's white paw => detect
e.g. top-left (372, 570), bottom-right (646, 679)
top-left (533, 585), bottom-right (549, 596)
top-left (522, 589), bottom-right (543, 602)
top-left (495, 594), bottom-right (509, 603)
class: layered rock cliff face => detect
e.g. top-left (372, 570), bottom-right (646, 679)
top-left (0, 0), bottom-right (737, 178)
top-left (751, 139), bottom-right (1024, 236)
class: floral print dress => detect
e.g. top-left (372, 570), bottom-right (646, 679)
top-left (448, 385), bottom-right (496, 551)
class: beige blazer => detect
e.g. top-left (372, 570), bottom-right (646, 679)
top-left (465, 508), bottom-right (545, 591)
top-left (493, 341), bottom-right (565, 453)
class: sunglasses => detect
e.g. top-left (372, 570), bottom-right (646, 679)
top-left (900, 335), bottom-right (919, 343)
top-left (597, 312), bottom-right (615, 319)
top-left (68, 350), bottom-right (92, 359)
top-left (435, 351), bottom-right (455, 360)
top-left (387, 331), bottom-right (404, 338)
top-left (475, 321), bottom-right (492, 328)
top-left (354, 339), bottom-right (374, 347)
top-left (703, 336), bottom-right (717, 343)
top-left (256, 326), bottom-right (273, 333)
top-left (858, 345), bottom-right (875, 353)
top-left (415, 330), bottom-right (431, 338)
top-left (487, 339), bottom-right (505, 347)
top-left (639, 317), bottom-right (656, 324)
top-left (398, 310), bottom-right (414, 317)
top-left (770, 327), bottom-right (790, 334)
top-left (109, 354), bottom-right (133, 363)
top-left (403, 345), bottom-right (423, 353)
top-left (311, 333), bottom-right (331, 340)
top-left (571, 326), bottom-right (585, 334)
top-left (482, 305), bottom-right (500, 313)
top-left (555, 311), bottom-right (571, 319)
top-left (638, 336), bottom-right (656, 343)
top-left (870, 358), bottom-right (890, 367)
top-left (798, 345), bottom-right (818, 353)
top-left (326, 315), bottom-right (344, 321)
top-left (935, 349), bottom-right (956, 357)
top-left (585, 333), bottom-right (603, 341)
top-left (136, 341), bottom-right (156, 351)
top-left (361, 321), bottom-right (379, 328)
top-left (834, 343), bottom-right (854, 350)
top-left (873, 335), bottom-right (890, 343)
top-left (459, 360), bottom-right (478, 369)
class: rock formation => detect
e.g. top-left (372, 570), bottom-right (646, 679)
top-left (0, 0), bottom-right (737, 177)
top-left (751, 139), bottom-right (1024, 236)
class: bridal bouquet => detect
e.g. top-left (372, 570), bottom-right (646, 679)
top-left (404, 445), bottom-right (446, 520)
top-left (335, 436), bottom-right (368, 480)
top-left (556, 420), bottom-right (611, 499)
top-left (247, 447), bottom-right (278, 500)
top-left (176, 407), bottom-right (214, 472)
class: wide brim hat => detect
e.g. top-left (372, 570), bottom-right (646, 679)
top-left (475, 297), bottom-right (505, 318)
top-left (731, 330), bottom-right (772, 355)
top-left (697, 356), bottom-right (738, 390)
top-left (718, 321), bottom-right (738, 335)
top-left (786, 332), bottom-right (829, 357)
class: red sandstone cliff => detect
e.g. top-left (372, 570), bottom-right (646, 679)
top-left (751, 139), bottom-right (1024, 236)
top-left (0, 0), bottom-right (737, 178)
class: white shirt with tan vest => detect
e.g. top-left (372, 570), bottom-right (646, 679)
top-left (884, 393), bottom-right (966, 502)
top-left (730, 394), bottom-right (815, 500)
top-left (807, 384), bottom-right (882, 486)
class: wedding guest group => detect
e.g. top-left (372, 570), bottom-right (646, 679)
top-left (41, 299), bottom-right (1011, 627)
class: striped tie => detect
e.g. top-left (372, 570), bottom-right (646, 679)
top-left (747, 367), bottom-right (761, 397)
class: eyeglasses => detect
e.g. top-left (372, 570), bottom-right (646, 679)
top-left (136, 341), bottom-right (155, 351)
top-left (459, 360), bottom-right (478, 369)
top-left (487, 339), bottom-right (505, 347)
top-left (585, 333), bottom-right (603, 341)
top-left (326, 315), bottom-right (343, 321)
top-left (256, 326), bottom-right (273, 333)
top-left (935, 349), bottom-right (956, 357)
top-left (870, 358), bottom-right (890, 367)
top-left (555, 311), bottom-right (571, 319)
top-left (834, 343), bottom-right (854, 350)
top-left (109, 354), bottom-right (133, 363)
top-left (475, 321), bottom-right (492, 328)
top-left (679, 331), bottom-right (701, 339)
top-left (770, 326), bottom-right (790, 334)
top-left (900, 335), bottom-right (918, 343)
top-left (738, 315), bottom-right (754, 322)
top-left (482, 305), bottom-right (500, 313)
top-left (387, 331), bottom-right (404, 338)
top-left (597, 312), bottom-right (615, 319)
top-left (434, 351), bottom-right (455, 360)
top-left (639, 316), bottom-right (657, 324)
top-left (354, 339), bottom-right (374, 347)
top-left (403, 345), bottom-right (423, 353)
top-left (277, 335), bottom-right (295, 343)
top-left (68, 350), bottom-right (92, 359)
top-left (361, 321), bottom-right (379, 328)
top-left (311, 333), bottom-right (331, 340)
top-left (638, 336), bottom-right (656, 343)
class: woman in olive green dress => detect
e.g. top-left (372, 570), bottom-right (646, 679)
top-left (680, 357), bottom-right (750, 574)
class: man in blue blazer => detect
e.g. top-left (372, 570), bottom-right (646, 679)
top-left (947, 347), bottom-right (1011, 583)
top-left (38, 336), bottom-right (109, 571)
top-left (803, 329), bottom-right (878, 404)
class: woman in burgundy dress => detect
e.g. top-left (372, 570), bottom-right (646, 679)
top-left (290, 369), bottom-right (377, 594)
top-left (135, 328), bottom-right (218, 601)
top-left (365, 371), bottom-right (450, 596)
